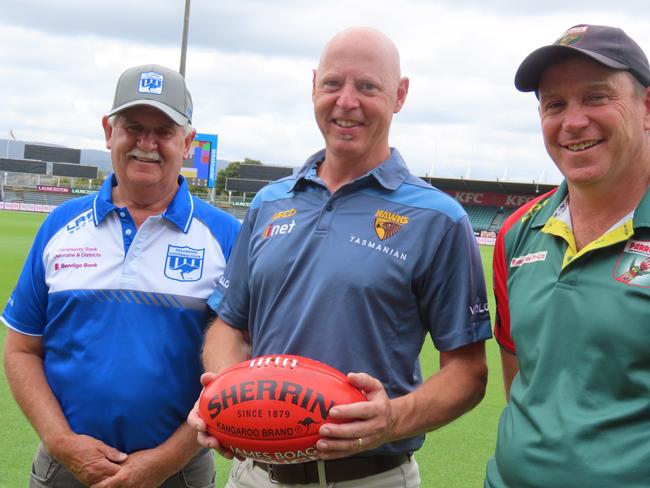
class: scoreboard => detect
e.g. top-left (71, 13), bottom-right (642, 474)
top-left (182, 133), bottom-right (218, 188)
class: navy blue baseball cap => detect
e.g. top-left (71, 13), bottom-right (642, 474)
top-left (515, 24), bottom-right (650, 92)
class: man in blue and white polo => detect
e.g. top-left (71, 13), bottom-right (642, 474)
top-left (2, 64), bottom-right (240, 487)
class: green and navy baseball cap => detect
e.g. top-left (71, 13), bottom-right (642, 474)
top-left (515, 24), bottom-right (650, 92)
top-left (108, 64), bottom-right (193, 125)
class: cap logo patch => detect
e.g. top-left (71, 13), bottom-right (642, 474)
top-left (139, 71), bottom-right (164, 95)
top-left (556, 25), bottom-right (588, 46)
top-left (374, 209), bottom-right (408, 241)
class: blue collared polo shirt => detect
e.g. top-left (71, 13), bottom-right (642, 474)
top-left (2, 175), bottom-right (241, 453)
top-left (212, 148), bottom-right (491, 456)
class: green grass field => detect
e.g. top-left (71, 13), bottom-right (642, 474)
top-left (0, 209), bottom-right (503, 487)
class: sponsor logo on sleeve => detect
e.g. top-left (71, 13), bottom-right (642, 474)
top-left (66, 209), bottom-right (94, 234)
top-left (469, 302), bottom-right (489, 315)
top-left (510, 251), bottom-right (547, 268)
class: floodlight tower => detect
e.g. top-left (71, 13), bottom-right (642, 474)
top-left (179, 0), bottom-right (191, 77)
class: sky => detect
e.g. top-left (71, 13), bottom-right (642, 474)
top-left (2, 1), bottom-right (650, 185)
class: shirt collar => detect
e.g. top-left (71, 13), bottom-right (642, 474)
top-left (633, 184), bottom-right (650, 228)
top-left (530, 180), bottom-right (569, 229)
top-left (531, 180), bottom-right (650, 231)
top-left (291, 147), bottom-right (411, 192)
top-left (92, 174), bottom-right (194, 233)
top-left (92, 175), bottom-right (118, 226)
top-left (162, 176), bottom-right (194, 233)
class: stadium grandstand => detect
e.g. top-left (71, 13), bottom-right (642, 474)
top-left (422, 176), bottom-right (557, 238)
top-left (1, 142), bottom-right (557, 237)
top-left (1, 142), bottom-right (102, 211)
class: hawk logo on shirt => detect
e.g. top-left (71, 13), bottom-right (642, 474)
top-left (614, 240), bottom-right (650, 287)
top-left (164, 245), bottom-right (205, 282)
top-left (374, 210), bottom-right (409, 241)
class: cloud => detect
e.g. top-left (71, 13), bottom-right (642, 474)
top-left (2, 1), bottom-right (650, 184)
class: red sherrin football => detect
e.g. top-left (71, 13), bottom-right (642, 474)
top-left (198, 354), bottom-right (366, 464)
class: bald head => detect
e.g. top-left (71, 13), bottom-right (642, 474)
top-left (311, 27), bottom-right (409, 171)
top-left (317, 27), bottom-right (402, 87)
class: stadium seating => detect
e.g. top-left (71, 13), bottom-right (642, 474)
top-left (465, 206), bottom-right (499, 231)
top-left (0, 183), bottom-right (520, 232)
top-left (1, 187), bottom-right (78, 206)
top-left (223, 205), bottom-right (249, 220)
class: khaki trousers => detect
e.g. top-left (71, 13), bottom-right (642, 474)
top-left (29, 443), bottom-right (216, 488)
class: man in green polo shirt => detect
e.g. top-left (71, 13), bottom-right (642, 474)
top-left (485, 24), bottom-right (650, 487)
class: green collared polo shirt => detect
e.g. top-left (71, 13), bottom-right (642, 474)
top-left (486, 182), bottom-right (650, 488)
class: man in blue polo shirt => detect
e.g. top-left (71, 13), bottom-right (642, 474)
top-left (189, 27), bottom-right (491, 487)
top-left (2, 65), bottom-right (240, 487)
